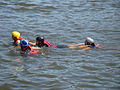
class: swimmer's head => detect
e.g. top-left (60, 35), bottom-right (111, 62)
top-left (85, 37), bottom-right (95, 46)
top-left (86, 37), bottom-right (94, 43)
top-left (20, 39), bottom-right (29, 47)
top-left (12, 31), bottom-right (20, 39)
top-left (36, 37), bottom-right (44, 42)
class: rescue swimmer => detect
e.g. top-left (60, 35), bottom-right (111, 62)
top-left (29, 37), bottom-right (103, 50)
top-left (11, 31), bottom-right (23, 47)
top-left (20, 39), bottom-right (41, 55)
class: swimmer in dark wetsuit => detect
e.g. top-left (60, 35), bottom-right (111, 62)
top-left (29, 37), bottom-right (103, 50)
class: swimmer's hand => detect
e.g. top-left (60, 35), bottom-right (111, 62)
top-left (96, 44), bottom-right (104, 48)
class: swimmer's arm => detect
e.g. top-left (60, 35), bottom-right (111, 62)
top-left (67, 45), bottom-right (86, 49)
top-left (67, 45), bottom-right (90, 50)
top-left (74, 43), bottom-right (84, 46)
top-left (32, 47), bottom-right (41, 50)
top-left (69, 45), bottom-right (91, 50)
top-left (82, 47), bottom-right (91, 50)
top-left (95, 44), bottom-right (104, 48)
top-left (29, 42), bottom-right (36, 45)
top-left (68, 43), bottom-right (84, 47)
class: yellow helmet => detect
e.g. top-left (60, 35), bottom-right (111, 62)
top-left (11, 31), bottom-right (20, 38)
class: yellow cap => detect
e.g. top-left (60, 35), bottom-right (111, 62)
top-left (11, 31), bottom-right (20, 38)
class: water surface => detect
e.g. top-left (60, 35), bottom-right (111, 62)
top-left (0, 0), bottom-right (120, 90)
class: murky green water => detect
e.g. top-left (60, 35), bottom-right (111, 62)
top-left (0, 0), bottom-right (120, 90)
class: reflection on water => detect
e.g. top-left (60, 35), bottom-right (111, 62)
top-left (0, 0), bottom-right (120, 89)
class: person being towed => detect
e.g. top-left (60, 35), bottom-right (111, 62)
top-left (29, 37), bottom-right (103, 50)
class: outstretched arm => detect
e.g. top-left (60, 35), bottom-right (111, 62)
top-left (95, 44), bottom-right (104, 48)
top-left (29, 42), bottom-right (36, 45)
top-left (32, 47), bottom-right (41, 50)
top-left (67, 43), bottom-right (84, 47)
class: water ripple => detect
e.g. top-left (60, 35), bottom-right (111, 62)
top-left (0, 0), bottom-right (120, 89)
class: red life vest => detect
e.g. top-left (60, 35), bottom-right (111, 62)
top-left (21, 45), bottom-right (39, 55)
top-left (14, 37), bottom-right (23, 42)
top-left (44, 40), bottom-right (57, 48)
top-left (17, 37), bottom-right (23, 41)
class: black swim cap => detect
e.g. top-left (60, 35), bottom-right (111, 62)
top-left (36, 37), bottom-right (44, 41)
